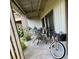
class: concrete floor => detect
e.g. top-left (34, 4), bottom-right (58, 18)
top-left (23, 39), bottom-right (68, 59)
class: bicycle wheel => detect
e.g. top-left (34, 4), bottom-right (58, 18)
top-left (50, 42), bottom-right (65, 59)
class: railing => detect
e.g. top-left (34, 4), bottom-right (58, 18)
top-left (10, 5), bottom-right (24, 59)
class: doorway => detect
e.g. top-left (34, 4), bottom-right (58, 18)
top-left (42, 10), bottom-right (55, 37)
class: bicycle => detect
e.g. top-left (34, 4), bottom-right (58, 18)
top-left (49, 32), bottom-right (66, 59)
top-left (33, 28), bottom-right (48, 45)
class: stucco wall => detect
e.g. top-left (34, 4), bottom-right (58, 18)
top-left (27, 19), bottom-right (42, 29)
top-left (53, 0), bottom-right (66, 33)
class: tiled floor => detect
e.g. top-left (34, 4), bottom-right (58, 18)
top-left (23, 39), bottom-right (68, 59)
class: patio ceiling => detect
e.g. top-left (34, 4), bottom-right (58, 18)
top-left (14, 0), bottom-right (48, 18)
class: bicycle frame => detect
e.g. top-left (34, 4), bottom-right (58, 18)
top-left (49, 34), bottom-right (60, 49)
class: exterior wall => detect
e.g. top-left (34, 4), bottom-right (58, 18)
top-left (27, 19), bottom-right (42, 29)
top-left (21, 14), bottom-right (29, 35)
top-left (12, 2), bottom-right (29, 36)
top-left (40, 0), bottom-right (66, 33)
top-left (53, 0), bottom-right (66, 33)
top-left (14, 12), bottom-right (29, 36)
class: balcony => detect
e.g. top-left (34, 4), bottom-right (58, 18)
top-left (10, 0), bottom-right (68, 59)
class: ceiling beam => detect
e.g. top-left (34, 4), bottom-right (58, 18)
top-left (25, 9), bottom-right (43, 14)
top-left (30, 0), bottom-right (33, 12)
top-left (11, 0), bottom-right (26, 14)
top-left (38, 0), bottom-right (41, 10)
top-left (38, 0), bottom-right (42, 17)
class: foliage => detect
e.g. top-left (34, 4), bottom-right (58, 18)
top-left (20, 39), bottom-right (27, 50)
top-left (20, 37), bottom-right (26, 41)
top-left (25, 35), bottom-right (32, 41)
top-left (18, 30), bottom-right (24, 37)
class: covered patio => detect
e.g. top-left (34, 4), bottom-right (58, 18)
top-left (10, 0), bottom-right (68, 59)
